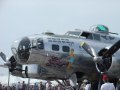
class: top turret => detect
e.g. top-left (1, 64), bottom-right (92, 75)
top-left (90, 25), bottom-right (109, 34)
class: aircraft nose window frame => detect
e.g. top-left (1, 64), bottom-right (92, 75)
top-left (11, 48), bottom-right (18, 60)
top-left (17, 37), bottom-right (31, 60)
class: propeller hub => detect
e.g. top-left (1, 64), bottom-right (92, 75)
top-left (94, 57), bottom-right (103, 63)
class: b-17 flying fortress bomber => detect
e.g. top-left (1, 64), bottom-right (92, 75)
top-left (0, 25), bottom-right (120, 90)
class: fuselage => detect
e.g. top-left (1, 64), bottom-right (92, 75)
top-left (11, 29), bottom-right (120, 81)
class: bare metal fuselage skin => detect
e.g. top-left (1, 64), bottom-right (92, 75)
top-left (11, 33), bottom-right (120, 81)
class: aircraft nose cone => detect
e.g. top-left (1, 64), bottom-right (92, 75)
top-left (17, 37), bottom-right (30, 62)
top-left (11, 37), bottom-right (31, 62)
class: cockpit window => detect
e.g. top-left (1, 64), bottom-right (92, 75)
top-left (31, 38), bottom-right (44, 49)
top-left (93, 34), bottom-right (100, 41)
top-left (100, 35), bottom-right (109, 42)
top-left (101, 35), bottom-right (107, 40)
top-left (32, 40), bottom-right (37, 48)
top-left (80, 32), bottom-right (93, 40)
top-left (65, 31), bottom-right (81, 37)
top-left (109, 36), bottom-right (115, 40)
top-left (37, 38), bottom-right (44, 49)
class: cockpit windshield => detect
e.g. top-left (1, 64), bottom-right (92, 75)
top-left (80, 31), bottom-right (101, 41)
top-left (80, 32), bottom-right (93, 40)
top-left (31, 38), bottom-right (44, 49)
top-left (65, 31), bottom-right (81, 37)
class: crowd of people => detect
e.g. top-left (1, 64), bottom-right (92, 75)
top-left (0, 75), bottom-right (120, 90)
top-left (0, 81), bottom-right (53, 90)
top-left (0, 80), bottom-right (73, 90)
top-left (79, 74), bottom-right (120, 90)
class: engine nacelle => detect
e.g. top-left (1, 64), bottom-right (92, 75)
top-left (22, 64), bottom-right (39, 78)
top-left (22, 64), bottom-right (48, 79)
top-left (11, 64), bottom-right (23, 77)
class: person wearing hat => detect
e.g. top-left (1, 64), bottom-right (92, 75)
top-left (46, 81), bottom-right (52, 90)
top-left (100, 74), bottom-right (115, 90)
top-left (80, 79), bottom-right (89, 90)
top-left (84, 80), bottom-right (91, 90)
top-left (39, 82), bottom-right (44, 90)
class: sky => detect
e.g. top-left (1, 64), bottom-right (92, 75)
top-left (0, 0), bottom-right (120, 84)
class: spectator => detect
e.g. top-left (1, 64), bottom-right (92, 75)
top-left (116, 79), bottom-right (120, 90)
top-left (100, 74), bottom-right (115, 90)
top-left (2, 85), bottom-right (5, 90)
top-left (84, 80), bottom-right (91, 90)
top-left (0, 82), bottom-right (2, 90)
top-left (46, 81), bottom-right (52, 90)
top-left (34, 83), bottom-right (39, 90)
top-left (17, 82), bottom-right (22, 90)
top-left (12, 85), bottom-right (16, 90)
top-left (39, 82), bottom-right (44, 90)
top-left (65, 80), bottom-right (73, 90)
top-left (29, 85), bottom-right (34, 90)
top-left (4, 86), bottom-right (7, 90)
top-left (57, 84), bottom-right (64, 90)
top-left (80, 79), bottom-right (88, 90)
top-left (22, 81), bottom-right (26, 90)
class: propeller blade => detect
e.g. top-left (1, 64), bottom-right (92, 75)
top-left (0, 52), bottom-right (7, 62)
top-left (80, 42), bottom-right (112, 73)
top-left (80, 42), bottom-right (97, 57)
top-left (103, 40), bottom-right (120, 58)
